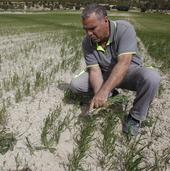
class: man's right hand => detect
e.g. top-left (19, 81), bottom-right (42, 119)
top-left (89, 88), bottom-right (109, 110)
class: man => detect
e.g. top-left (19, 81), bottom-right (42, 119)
top-left (70, 4), bottom-right (160, 136)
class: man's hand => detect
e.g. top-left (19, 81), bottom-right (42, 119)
top-left (89, 89), bottom-right (109, 110)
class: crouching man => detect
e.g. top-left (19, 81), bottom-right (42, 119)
top-left (70, 4), bottom-right (160, 136)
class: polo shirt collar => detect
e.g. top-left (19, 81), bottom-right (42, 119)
top-left (108, 20), bottom-right (115, 44)
top-left (96, 20), bottom-right (115, 52)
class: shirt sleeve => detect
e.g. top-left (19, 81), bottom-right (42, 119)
top-left (82, 38), bottom-right (99, 68)
top-left (117, 22), bottom-right (137, 56)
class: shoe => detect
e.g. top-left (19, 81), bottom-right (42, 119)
top-left (123, 114), bottom-right (140, 136)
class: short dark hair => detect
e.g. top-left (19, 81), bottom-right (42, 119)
top-left (82, 4), bottom-right (107, 20)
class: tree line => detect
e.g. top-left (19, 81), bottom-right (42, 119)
top-left (0, 0), bottom-right (170, 12)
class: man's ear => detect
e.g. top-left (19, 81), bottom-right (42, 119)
top-left (104, 16), bottom-right (108, 23)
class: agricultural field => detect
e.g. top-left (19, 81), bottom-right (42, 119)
top-left (0, 11), bottom-right (170, 171)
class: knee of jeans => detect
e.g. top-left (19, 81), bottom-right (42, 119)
top-left (69, 79), bottom-right (79, 93)
top-left (143, 70), bottom-right (161, 89)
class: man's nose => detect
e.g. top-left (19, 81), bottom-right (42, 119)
top-left (87, 30), bottom-right (93, 36)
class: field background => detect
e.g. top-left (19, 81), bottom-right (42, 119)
top-left (0, 11), bottom-right (170, 171)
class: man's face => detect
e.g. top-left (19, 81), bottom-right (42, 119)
top-left (82, 13), bottom-right (109, 43)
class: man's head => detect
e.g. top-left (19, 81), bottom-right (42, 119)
top-left (82, 4), bottom-right (109, 43)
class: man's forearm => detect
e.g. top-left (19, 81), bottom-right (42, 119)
top-left (88, 55), bottom-right (132, 110)
top-left (100, 55), bottom-right (132, 94)
top-left (89, 67), bottom-right (103, 94)
top-left (101, 63), bottom-right (128, 93)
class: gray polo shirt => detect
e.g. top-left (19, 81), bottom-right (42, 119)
top-left (82, 20), bottom-right (142, 72)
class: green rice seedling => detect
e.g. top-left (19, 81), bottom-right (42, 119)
top-left (0, 89), bottom-right (2, 99)
top-left (0, 54), bottom-right (2, 72)
top-left (96, 110), bottom-right (119, 170)
top-left (0, 129), bottom-right (17, 155)
top-left (148, 148), bottom-right (170, 171)
top-left (14, 153), bottom-right (31, 171)
top-left (23, 80), bottom-right (31, 97)
top-left (68, 117), bottom-right (96, 171)
top-left (42, 58), bottom-right (53, 71)
top-left (25, 137), bottom-right (34, 155)
top-left (34, 71), bottom-right (49, 92)
top-left (92, 95), bottom-right (127, 170)
top-left (121, 135), bottom-right (151, 171)
top-left (55, 113), bottom-right (74, 144)
top-left (63, 88), bottom-right (91, 106)
top-left (0, 101), bottom-right (6, 125)
top-left (5, 97), bottom-right (11, 108)
top-left (3, 78), bottom-right (10, 92)
top-left (34, 71), bottom-right (44, 90)
top-left (148, 116), bottom-right (160, 138)
top-left (71, 50), bottom-right (83, 73)
top-left (15, 88), bottom-right (22, 103)
top-left (82, 95), bottom-right (128, 121)
top-left (141, 116), bottom-right (156, 128)
top-left (49, 63), bottom-right (61, 80)
top-left (41, 107), bottom-right (61, 151)
top-left (158, 82), bottom-right (165, 97)
top-left (25, 136), bottom-right (56, 154)
top-left (11, 72), bottom-right (19, 88)
top-left (41, 106), bottom-right (73, 152)
top-left (16, 167), bottom-right (32, 171)
top-left (15, 153), bottom-right (21, 171)
top-left (57, 30), bottom-right (83, 73)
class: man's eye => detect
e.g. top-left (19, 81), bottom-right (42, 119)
top-left (89, 28), bottom-right (95, 31)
